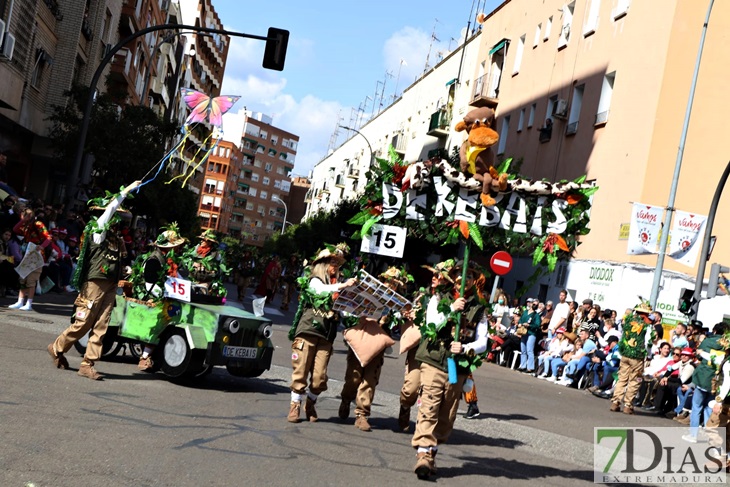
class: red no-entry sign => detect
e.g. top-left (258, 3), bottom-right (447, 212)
top-left (490, 250), bottom-right (513, 276)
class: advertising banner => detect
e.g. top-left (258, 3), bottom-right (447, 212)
top-left (668, 210), bottom-right (707, 268)
top-left (626, 203), bottom-right (663, 254)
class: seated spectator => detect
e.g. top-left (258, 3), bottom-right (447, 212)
top-left (545, 334), bottom-right (577, 382)
top-left (669, 348), bottom-right (696, 421)
top-left (497, 309), bottom-right (523, 367)
top-left (537, 327), bottom-right (572, 378)
top-left (670, 323), bottom-right (689, 349)
top-left (589, 335), bottom-right (621, 395)
top-left (596, 317), bottom-right (621, 348)
top-left (558, 329), bottom-right (597, 386)
top-left (634, 341), bottom-right (673, 407)
top-left (654, 346), bottom-right (695, 417)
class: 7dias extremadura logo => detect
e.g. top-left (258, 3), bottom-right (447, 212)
top-left (594, 427), bottom-right (727, 484)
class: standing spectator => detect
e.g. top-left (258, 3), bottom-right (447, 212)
top-left (492, 291), bottom-right (511, 328)
top-left (0, 227), bottom-right (19, 295)
top-left (47, 180), bottom-right (141, 380)
top-left (9, 208), bottom-right (52, 310)
top-left (578, 298), bottom-right (593, 322)
top-left (548, 290), bottom-right (570, 337)
top-left (256, 254), bottom-right (281, 303)
top-left (517, 299), bottom-right (542, 373)
top-left (566, 301), bottom-right (579, 332)
top-left (235, 248), bottom-right (256, 301)
top-left (652, 311), bottom-right (665, 341)
top-left (610, 302), bottom-right (657, 414)
top-left (279, 254), bottom-right (300, 311)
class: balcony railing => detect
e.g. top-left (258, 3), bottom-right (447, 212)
top-left (470, 73), bottom-right (499, 108)
top-left (347, 168), bottom-right (360, 179)
top-left (427, 108), bottom-right (451, 137)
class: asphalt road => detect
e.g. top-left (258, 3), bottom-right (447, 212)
top-left (0, 288), bottom-right (671, 487)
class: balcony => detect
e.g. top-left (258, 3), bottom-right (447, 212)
top-left (347, 167), bottom-right (360, 179)
top-left (470, 73), bottom-right (499, 109)
top-left (335, 175), bottom-right (345, 188)
top-left (392, 133), bottom-right (407, 155)
top-left (150, 76), bottom-right (170, 107)
top-left (304, 189), bottom-right (312, 203)
top-left (159, 42), bottom-right (177, 73)
top-left (427, 108), bottom-right (451, 137)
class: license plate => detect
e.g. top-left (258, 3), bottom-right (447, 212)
top-left (223, 346), bottom-right (258, 359)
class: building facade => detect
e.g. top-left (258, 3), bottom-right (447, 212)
top-left (198, 139), bottom-right (242, 235)
top-left (230, 111), bottom-right (298, 246)
top-left (306, 0), bottom-right (730, 326)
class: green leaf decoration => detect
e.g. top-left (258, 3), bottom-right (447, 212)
top-left (361, 214), bottom-right (382, 237)
top-left (347, 210), bottom-right (371, 226)
top-left (468, 222), bottom-right (483, 250)
top-left (495, 157), bottom-right (512, 175)
top-left (574, 174), bottom-right (587, 184)
top-left (533, 245), bottom-right (545, 267)
top-left (546, 251), bottom-right (558, 272)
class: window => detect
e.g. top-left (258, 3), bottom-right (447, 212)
top-left (276, 167), bottom-right (285, 175)
top-left (264, 163), bottom-right (273, 172)
top-left (260, 191), bottom-right (268, 200)
top-left (513, 34), bottom-right (525, 75)
top-left (533, 23), bottom-right (542, 47)
top-left (262, 177), bottom-right (270, 185)
top-left (517, 108), bottom-right (525, 132)
top-left (260, 130), bottom-right (268, 140)
top-left (528, 103), bottom-right (536, 128)
top-left (249, 188), bottom-right (257, 197)
top-left (257, 205), bottom-right (265, 214)
top-left (596, 71), bottom-right (615, 126)
top-left (246, 202), bottom-right (254, 210)
top-left (567, 83), bottom-right (584, 135)
top-left (497, 115), bottom-right (510, 155)
top-left (274, 180), bottom-right (281, 189)
top-left (557, 2), bottom-right (575, 50)
top-left (251, 173), bottom-right (260, 182)
top-left (544, 16), bottom-right (552, 41)
top-left (546, 95), bottom-right (558, 123)
top-left (254, 160), bottom-right (262, 168)
top-left (613, 0), bottom-right (630, 20)
top-left (271, 135), bottom-right (278, 145)
top-left (583, 0), bottom-right (601, 37)
top-left (31, 49), bottom-right (51, 88)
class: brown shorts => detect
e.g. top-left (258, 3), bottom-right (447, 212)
top-left (19, 267), bottom-right (42, 289)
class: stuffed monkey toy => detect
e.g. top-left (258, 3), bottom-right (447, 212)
top-left (455, 107), bottom-right (508, 206)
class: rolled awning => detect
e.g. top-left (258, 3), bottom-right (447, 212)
top-left (489, 39), bottom-right (509, 55)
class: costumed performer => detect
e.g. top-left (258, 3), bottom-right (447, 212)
top-left (410, 258), bottom-right (489, 480)
top-left (287, 243), bottom-right (357, 423)
top-left (397, 264), bottom-right (449, 433)
top-left (47, 180), bottom-right (141, 380)
top-left (136, 223), bottom-right (187, 371)
top-left (339, 266), bottom-right (409, 431)
top-left (186, 229), bottom-right (222, 295)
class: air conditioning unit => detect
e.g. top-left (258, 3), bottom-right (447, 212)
top-left (0, 20), bottom-right (5, 47)
top-left (1, 32), bottom-right (16, 62)
top-left (553, 99), bottom-right (568, 119)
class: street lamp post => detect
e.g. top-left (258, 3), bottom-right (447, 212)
top-left (65, 23), bottom-right (288, 207)
top-left (649, 0), bottom-right (714, 308)
top-left (339, 125), bottom-right (374, 168)
top-left (272, 196), bottom-right (287, 235)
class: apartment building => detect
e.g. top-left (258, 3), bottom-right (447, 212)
top-left (199, 139), bottom-right (243, 235)
top-left (233, 111), bottom-right (298, 246)
top-left (287, 176), bottom-right (311, 225)
top-left (0, 0), bottom-right (124, 200)
top-left (306, 0), bottom-right (730, 325)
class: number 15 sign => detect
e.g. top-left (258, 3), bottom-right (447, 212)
top-left (360, 224), bottom-right (407, 258)
top-left (164, 277), bottom-right (192, 302)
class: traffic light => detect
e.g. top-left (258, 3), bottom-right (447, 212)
top-left (707, 263), bottom-right (730, 299)
top-left (262, 27), bottom-right (289, 71)
top-left (678, 288), bottom-right (695, 315)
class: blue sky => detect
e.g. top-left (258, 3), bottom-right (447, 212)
top-left (214, 0), bottom-right (502, 176)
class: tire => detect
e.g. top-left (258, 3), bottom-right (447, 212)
top-left (159, 329), bottom-right (195, 378)
top-left (226, 363), bottom-right (266, 378)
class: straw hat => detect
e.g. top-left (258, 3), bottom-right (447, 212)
top-left (379, 266), bottom-right (407, 291)
top-left (422, 259), bottom-right (455, 284)
top-left (634, 301), bottom-right (652, 314)
top-left (198, 229), bottom-right (218, 243)
top-left (156, 228), bottom-right (187, 248)
top-left (312, 246), bottom-right (346, 266)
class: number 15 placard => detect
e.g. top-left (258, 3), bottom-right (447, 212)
top-left (164, 277), bottom-right (192, 302)
top-left (360, 224), bottom-right (407, 258)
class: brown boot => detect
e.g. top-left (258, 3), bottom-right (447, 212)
top-left (610, 401), bottom-right (621, 412)
top-left (138, 356), bottom-right (154, 372)
top-left (287, 401), bottom-right (301, 423)
top-left (305, 396), bottom-right (318, 422)
top-left (338, 399), bottom-right (350, 420)
top-left (622, 404), bottom-right (634, 415)
top-left (354, 414), bottom-right (371, 432)
top-left (414, 452), bottom-right (435, 480)
top-left (398, 405), bottom-right (411, 432)
top-left (78, 363), bottom-right (103, 380)
top-left (47, 344), bottom-right (69, 370)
